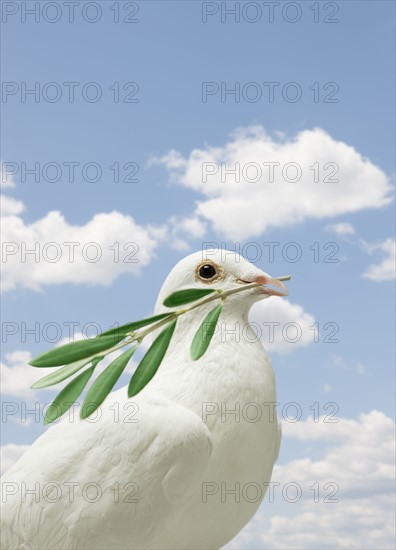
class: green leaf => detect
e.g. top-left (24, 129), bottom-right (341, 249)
top-left (191, 304), bottom-right (222, 361)
top-left (80, 346), bottom-right (138, 419)
top-left (29, 334), bottom-right (125, 368)
top-left (31, 356), bottom-right (102, 389)
top-left (163, 288), bottom-right (218, 308)
top-left (99, 313), bottom-right (172, 338)
top-left (128, 320), bottom-right (177, 397)
top-left (44, 366), bottom-right (95, 425)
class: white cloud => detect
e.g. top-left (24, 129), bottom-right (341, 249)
top-left (156, 126), bottom-right (393, 240)
top-left (1, 205), bottom-right (164, 292)
top-left (150, 149), bottom-right (187, 170)
top-left (363, 238), bottom-right (396, 281)
top-left (280, 409), bottom-right (394, 446)
top-left (325, 222), bottom-right (356, 236)
top-left (324, 224), bottom-right (395, 282)
top-left (250, 298), bottom-right (316, 353)
top-left (228, 410), bottom-right (395, 549)
top-left (328, 355), bottom-right (368, 376)
top-left (0, 444), bottom-right (30, 475)
top-left (167, 215), bottom-right (208, 251)
top-left (232, 495), bottom-right (396, 550)
top-left (1, 195), bottom-right (25, 216)
top-left (0, 164), bottom-right (24, 216)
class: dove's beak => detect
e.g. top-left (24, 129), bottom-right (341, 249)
top-left (238, 274), bottom-right (288, 297)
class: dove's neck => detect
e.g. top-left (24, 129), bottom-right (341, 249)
top-left (148, 297), bottom-right (275, 414)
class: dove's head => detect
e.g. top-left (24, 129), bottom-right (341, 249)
top-left (155, 249), bottom-right (288, 315)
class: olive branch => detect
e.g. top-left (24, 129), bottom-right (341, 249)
top-left (29, 277), bottom-right (290, 425)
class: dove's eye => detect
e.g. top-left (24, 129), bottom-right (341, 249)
top-left (200, 264), bottom-right (216, 279)
top-left (196, 261), bottom-right (222, 283)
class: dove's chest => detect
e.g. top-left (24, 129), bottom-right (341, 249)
top-left (160, 326), bottom-right (280, 479)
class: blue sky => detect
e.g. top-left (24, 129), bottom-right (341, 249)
top-left (1, 1), bottom-right (395, 548)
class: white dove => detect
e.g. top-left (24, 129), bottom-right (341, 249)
top-left (1, 250), bottom-right (287, 550)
